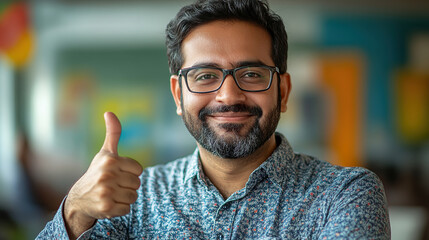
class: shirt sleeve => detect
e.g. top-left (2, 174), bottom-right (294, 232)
top-left (36, 197), bottom-right (95, 240)
top-left (37, 198), bottom-right (132, 239)
top-left (319, 169), bottom-right (391, 240)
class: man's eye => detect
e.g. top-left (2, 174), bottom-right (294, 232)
top-left (242, 72), bottom-right (262, 78)
top-left (196, 73), bottom-right (218, 81)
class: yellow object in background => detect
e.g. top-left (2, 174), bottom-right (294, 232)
top-left (92, 90), bottom-right (157, 168)
top-left (3, 28), bottom-right (34, 67)
top-left (394, 70), bottom-right (429, 144)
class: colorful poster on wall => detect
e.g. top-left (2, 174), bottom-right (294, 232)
top-left (0, 2), bottom-right (34, 67)
top-left (317, 52), bottom-right (365, 167)
top-left (92, 89), bottom-right (157, 167)
top-left (394, 70), bottom-right (429, 145)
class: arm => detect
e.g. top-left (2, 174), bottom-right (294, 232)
top-left (37, 112), bottom-right (143, 239)
top-left (320, 170), bottom-right (391, 239)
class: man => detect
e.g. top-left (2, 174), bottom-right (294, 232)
top-left (37, 0), bottom-right (390, 239)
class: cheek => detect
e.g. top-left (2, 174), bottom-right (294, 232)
top-left (260, 99), bottom-right (277, 118)
top-left (182, 93), bottom-right (212, 116)
top-left (254, 88), bottom-right (279, 114)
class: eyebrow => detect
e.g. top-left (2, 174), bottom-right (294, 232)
top-left (190, 60), bottom-right (268, 69)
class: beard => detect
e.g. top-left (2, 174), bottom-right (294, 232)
top-left (182, 102), bottom-right (281, 159)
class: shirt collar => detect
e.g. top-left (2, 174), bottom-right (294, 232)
top-left (184, 148), bottom-right (201, 183)
top-left (256, 132), bottom-right (295, 187)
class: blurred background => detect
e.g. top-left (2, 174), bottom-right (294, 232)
top-left (1, 0), bottom-right (429, 239)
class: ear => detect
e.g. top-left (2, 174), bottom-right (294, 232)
top-left (279, 73), bottom-right (292, 113)
top-left (170, 75), bottom-right (183, 116)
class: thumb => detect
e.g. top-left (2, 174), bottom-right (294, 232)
top-left (101, 112), bottom-right (121, 154)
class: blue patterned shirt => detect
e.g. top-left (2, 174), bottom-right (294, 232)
top-left (37, 133), bottom-right (390, 239)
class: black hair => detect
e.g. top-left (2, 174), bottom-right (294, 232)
top-left (165, 0), bottom-right (288, 75)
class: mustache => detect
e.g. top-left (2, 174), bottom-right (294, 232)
top-left (199, 104), bottom-right (263, 121)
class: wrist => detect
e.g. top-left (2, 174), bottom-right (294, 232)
top-left (63, 197), bottom-right (96, 239)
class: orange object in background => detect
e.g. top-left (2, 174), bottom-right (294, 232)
top-left (318, 52), bottom-right (365, 167)
top-left (0, 2), bottom-right (34, 67)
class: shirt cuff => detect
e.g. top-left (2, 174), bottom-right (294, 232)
top-left (57, 196), bottom-right (97, 240)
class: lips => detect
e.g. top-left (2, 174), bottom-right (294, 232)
top-left (208, 112), bottom-right (255, 123)
top-left (198, 104), bottom-right (263, 122)
top-left (210, 112), bottom-right (253, 117)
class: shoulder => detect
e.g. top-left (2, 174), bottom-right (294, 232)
top-left (273, 133), bottom-right (384, 194)
top-left (291, 153), bottom-right (385, 194)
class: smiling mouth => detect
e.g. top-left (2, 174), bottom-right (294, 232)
top-left (208, 112), bottom-right (255, 123)
top-left (198, 104), bottom-right (263, 123)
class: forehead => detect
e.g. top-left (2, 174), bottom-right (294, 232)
top-left (181, 20), bottom-right (273, 68)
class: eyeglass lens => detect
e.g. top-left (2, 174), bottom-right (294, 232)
top-left (186, 66), bottom-right (272, 92)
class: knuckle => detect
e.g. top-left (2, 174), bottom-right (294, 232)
top-left (126, 158), bottom-right (143, 174)
top-left (97, 171), bottom-right (117, 184)
top-left (99, 171), bottom-right (116, 182)
top-left (103, 155), bottom-right (119, 166)
top-left (98, 201), bottom-right (114, 214)
top-left (98, 186), bottom-right (114, 199)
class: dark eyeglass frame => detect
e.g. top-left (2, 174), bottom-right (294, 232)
top-left (178, 65), bottom-right (280, 94)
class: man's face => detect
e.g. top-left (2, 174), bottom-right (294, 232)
top-left (171, 20), bottom-right (291, 159)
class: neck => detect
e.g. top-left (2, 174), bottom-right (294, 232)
top-left (198, 134), bottom-right (277, 199)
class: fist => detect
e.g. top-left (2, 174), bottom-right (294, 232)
top-left (64, 112), bottom-right (143, 230)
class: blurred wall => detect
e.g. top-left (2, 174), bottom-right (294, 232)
top-left (0, 1), bottom-right (429, 239)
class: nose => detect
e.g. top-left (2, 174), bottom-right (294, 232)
top-left (215, 74), bottom-right (246, 105)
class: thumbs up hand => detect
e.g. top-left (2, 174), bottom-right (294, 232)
top-left (64, 112), bottom-right (143, 239)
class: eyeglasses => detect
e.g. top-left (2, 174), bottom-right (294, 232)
top-left (178, 65), bottom-right (279, 93)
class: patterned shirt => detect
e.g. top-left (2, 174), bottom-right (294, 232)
top-left (37, 133), bottom-right (390, 239)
